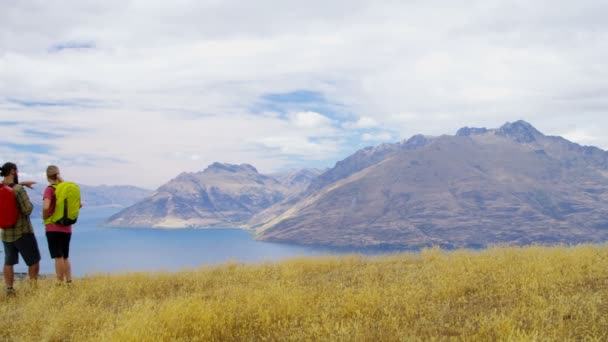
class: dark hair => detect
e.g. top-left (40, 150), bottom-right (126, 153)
top-left (0, 162), bottom-right (17, 177)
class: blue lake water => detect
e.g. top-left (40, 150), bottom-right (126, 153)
top-left (4, 207), bottom-right (364, 277)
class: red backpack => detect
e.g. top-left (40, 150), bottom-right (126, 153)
top-left (0, 184), bottom-right (19, 229)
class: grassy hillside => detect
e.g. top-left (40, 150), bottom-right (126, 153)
top-left (1, 244), bottom-right (607, 341)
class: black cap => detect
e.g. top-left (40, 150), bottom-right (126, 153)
top-left (0, 162), bottom-right (17, 177)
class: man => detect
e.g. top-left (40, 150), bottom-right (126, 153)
top-left (0, 162), bottom-right (40, 296)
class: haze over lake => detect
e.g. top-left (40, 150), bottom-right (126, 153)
top-left (4, 207), bottom-right (352, 277)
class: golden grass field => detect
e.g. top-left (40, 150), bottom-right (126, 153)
top-left (1, 244), bottom-right (607, 341)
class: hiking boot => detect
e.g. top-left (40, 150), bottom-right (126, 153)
top-left (5, 287), bottom-right (15, 297)
top-left (55, 280), bottom-right (72, 288)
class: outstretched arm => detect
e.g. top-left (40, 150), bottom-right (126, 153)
top-left (19, 181), bottom-right (37, 189)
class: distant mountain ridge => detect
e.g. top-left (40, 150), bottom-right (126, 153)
top-left (102, 120), bottom-right (608, 249)
top-left (255, 120), bottom-right (608, 248)
top-left (104, 164), bottom-right (323, 228)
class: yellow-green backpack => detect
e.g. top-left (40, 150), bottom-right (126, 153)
top-left (46, 182), bottom-right (81, 226)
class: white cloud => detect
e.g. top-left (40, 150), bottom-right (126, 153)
top-left (344, 116), bottom-right (379, 129)
top-left (256, 136), bottom-right (339, 158)
top-left (361, 132), bottom-right (393, 142)
top-left (288, 111), bottom-right (334, 130)
top-left (562, 129), bottom-right (600, 146)
top-left (2, 0), bottom-right (608, 187)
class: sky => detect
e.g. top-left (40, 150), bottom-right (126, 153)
top-left (1, 0), bottom-right (608, 189)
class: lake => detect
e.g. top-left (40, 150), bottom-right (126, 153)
top-left (4, 207), bottom-right (367, 277)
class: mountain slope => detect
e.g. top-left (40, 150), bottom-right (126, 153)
top-left (247, 135), bottom-right (435, 229)
top-left (104, 163), bottom-right (320, 228)
top-left (256, 121), bottom-right (608, 248)
top-left (269, 168), bottom-right (326, 196)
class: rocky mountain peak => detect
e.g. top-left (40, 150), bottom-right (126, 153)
top-left (455, 127), bottom-right (489, 137)
top-left (496, 120), bottom-right (543, 143)
top-left (105, 162), bottom-right (305, 228)
top-left (403, 134), bottom-right (434, 149)
top-left (205, 162), bottom-right (258, 174)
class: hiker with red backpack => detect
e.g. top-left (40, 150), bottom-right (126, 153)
top-left (0, 162), bottom-right (41, 296)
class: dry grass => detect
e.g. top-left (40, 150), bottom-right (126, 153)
top-left (1, 244), bottom-right (607, 341)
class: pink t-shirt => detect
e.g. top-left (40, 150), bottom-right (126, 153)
top-left (44, 186), bottom-right (72, 233)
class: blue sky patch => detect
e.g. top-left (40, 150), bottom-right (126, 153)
top-left (254, 90), bottom-right (350, 124)
top-left (0, 121), bottom-right (19, 126)
top-left (2, 142), bottom-right (53, 154)
top-left (8, 98), bottom-right (72, 107)
top-left (49, 40), bottom-right (96, 53)
top-left (261, 90), bottom-right (325, 104)
top-left (23, 129), bottom-right (65, 140)
top-left (7, 98), bottom-right (97, 108)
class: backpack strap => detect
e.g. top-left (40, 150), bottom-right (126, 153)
top-left (45, 185), bottom-right (57, 201)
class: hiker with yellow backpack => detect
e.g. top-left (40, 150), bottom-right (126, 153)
top-left (43, 165), bottom-right (81, 286)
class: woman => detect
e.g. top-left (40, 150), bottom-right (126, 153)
top-left (42, 165), bottom-right (72, 286)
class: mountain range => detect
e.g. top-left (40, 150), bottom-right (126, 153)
top-left (104, 120), bottom-right (608, 248)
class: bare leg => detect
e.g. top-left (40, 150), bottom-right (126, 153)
top-left (54, 258), bottom-right (64, 282)
top-left (64, 258), bottom-right (72, 282)
top-left (3, 265), bottom-right (14, 288)
top-left (28, 263), bottom-right (39, 287)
